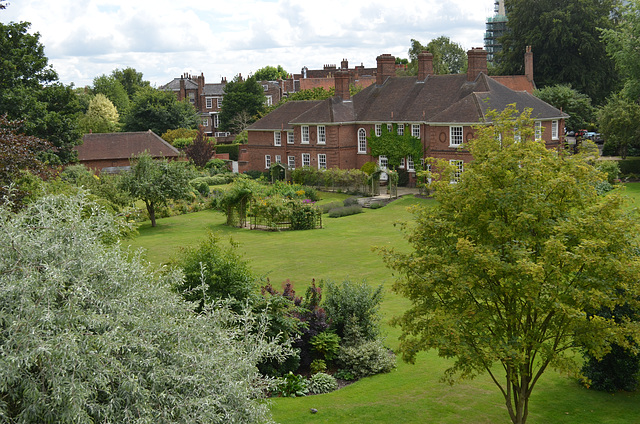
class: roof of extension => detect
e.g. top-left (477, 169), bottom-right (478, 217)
top-left (76, 131), bottom-right (181, 161)
top-left (248, 72), bottom-right (567, 129)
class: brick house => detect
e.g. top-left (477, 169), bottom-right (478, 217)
top-left (75, 130), bottom-right (182, 173)
top-left (239, 48), bottom-right (566, 181)
top-left (160, 73), bottom-right (283, 142)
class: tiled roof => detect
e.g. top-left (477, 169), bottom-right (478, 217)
top-left (76, 131), bottom-right (181, 161)
top-left (490, 75), bottom-right (536, 94)
top-left (158, 78), bottom-right (198, 91)
top-left (247, 101), bottom-right (324, 131)
top-left (248, 72), bottom-right (566, 128)
top-left (203, 83), bottom-right (225, 96)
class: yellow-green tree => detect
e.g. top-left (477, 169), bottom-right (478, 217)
top-left (78, 93), bottom-right (120, 133)
top-left (381, 105), bottom-right (640, 424)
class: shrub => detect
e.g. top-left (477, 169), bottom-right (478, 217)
top-left (190, 178), bottom-right (210, 196)
top-left (334, 369), bottom-right (356, 381)
top-left (618, 157), bottom-right (640, 175)
top-left (343, 196), bottom-right (359, 206)
top-left (324, 280), bottom-right (384, 345)
top-left (337, 340), bottom-right (396, 379)
top-left (205, 158), bottom-right (229, 175)
top-left (216, 144), bottom-right (240, 161)
top-left (172, 137), bottom-right (193, 149)
top-left (596, 160), bottom-right (620, 184)
top-left (582, 344), bottom-right (639, 392)
top-left (308, 372), bottom-right (338, 395)
top-left (310, 332), bottom-right (341, 361)
top-left (276, 372), bottom-right (308, 397)
top-left (369, 201), bottom-right (385, 209)
top-left (310, 359), bottom-right (327, 374)
top-left (320, 201), bottom-right (343, 214)
top-left (328, 205), bottom-right (362, 218)
top-left (170, 233), bottom-right (256, 312)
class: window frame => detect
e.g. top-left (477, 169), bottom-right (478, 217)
top-left (265, 155), bottom-right (271, 169)
top-left (552, 120), bottom-right (558, 140)
top-left (301, 126), bottom-right (310, 144)
top-left (450, 159), bottom-right (464, 182)
top-left (275, 155), bottom-right (281, 164)
top-left (287, 155), bottom-right (295, 169)
top-left (317, 125), bottom-right (326, 144)
top-left (375, 124), bottom-right (382, 137)
top-left (450, 126), bottom-right (463, 147)
top-left (302, 153), bottom-right (311, 167)
top-left (274, 131), bottom-right (281, 146)
top-left (358, 128), bottom-right (367, 153)
top-left (412, 124), bottom-right (420, 138)
top-left (535, 121), bottom-right (542, 140)
top-left (379, 155), bottom-right (388, 169)
top-left (318, 154), bottom-right (327, 169)
top-left (206, 97), bottom-right (213, 109)
top-left (287, 131), bottom-right (294, 144)
top-left (397, 123), bottom-right (404, 136)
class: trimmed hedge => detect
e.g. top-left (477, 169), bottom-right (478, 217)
top-left (216, 144), bottom-right (240, 161)
top-left (618, 158), bottom-right (640, 176)
top-left (328, 205), bottom-right (362, 218)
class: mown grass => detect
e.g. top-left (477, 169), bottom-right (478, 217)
top-left (127, 184), bottom-right (640, 424)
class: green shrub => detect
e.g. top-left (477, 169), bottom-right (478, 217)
top-left (216, 144), bottom-right (240, 161)
top-left (582, 344), bottom-right (639, 392)
top-left (290, 201), bottom-right (321, 230)
top-left (334, 369), bottom-right (356, 381)
top-left (596, 160), bottom-right (620, 183)
top-left (310, 332), bottom-right (341, 361)
top-left (172, 137), bottom-right (193, 149)
top-left (337, 340), bottom-right (396, 379)
top-left (320, 201), bottom-right (343, 214)
top-left (328, 205), bottom-right (362, 218)
top-left (205, 158), bottom-right (229, 175)
top-left (310, 359), bottom-right (327, 374)
top-left (308, 372), bottom-right (338, 395)
top-left (324, 280), bottom-right (384, 344)
top-left (618, 157), bottom-right (640, 175)
top-left (190, 178), bottom-right (210, 196)
top-left (369, 202), bottom-right (385, 209)
top-left (343, 196), bottom-right (359, 206)
top-left (276, 372), bottom-right (308, 397)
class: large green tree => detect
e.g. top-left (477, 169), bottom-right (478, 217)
top-left (219, 75), bottom-right (266, 133)
top-left (122, 86), bottom-right (199, 135)
top-left (598, 92), bottom-right (640, 158)
top-left (533, 84), bottom-right (595, 131)
top-left (381, 105), bottom-right (640, 424)
top-left (112, 67), bottom-right (150, 99)
top-left (407, 37), bottom-right (467, 75)
top-left (601, 1), bottom-right (640, 101)
top-left (119, 152), bottom-right (192, 227)
top-left (498, 0), bottom-right (619, 104)
top-left (78, 93), bottom-right (120, 134)
top-left (253, 65), bottom-right (288, 81)
top-left (0, 21), bottom-right (82, 163)
top-left (92, 74), bottom-right (130, 115)
top-left (0, 192), bottom-right (289, 423)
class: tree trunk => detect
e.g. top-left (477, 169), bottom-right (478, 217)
top-left (146, 201), bottom-right (156, 227)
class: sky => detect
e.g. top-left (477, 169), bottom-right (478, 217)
top-left (1, 0), bottom-right (495, 88)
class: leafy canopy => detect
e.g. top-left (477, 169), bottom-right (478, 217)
top-left (119, 152), bottom-right (193, 227)
top-left (381, 105), bottom-right (640, 424)
top-left (497, 0), bottom-right (619, 104)
top-left (367, 123), bottom-right (423, 169)
top-left (253, 65), bottom-right (288, 81)
top-left (0, 192), bottom-right (289, 423)
top-left (533, 84), bottom-right (595, 131)
top-left (123, 86), bottom-right (199, 135)
top-left (219, 75), bottom-right (266, 133)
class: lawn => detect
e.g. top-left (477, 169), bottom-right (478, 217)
top-left (127, 185), bottom-right (640, 424)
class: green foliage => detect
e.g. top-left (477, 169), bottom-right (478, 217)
top-left (367, 123), bottom-right (423, 169)
top-left (253, 65), bottom-right (288, 81)
top-left (328, 204), bottom-right (362, 218)
top-left (324, 280), bottom-right (384, 344)
top-left (310, 359), bottom-right (327, 374)
top-left (0, 115), bottom-right (52, 206)
top-left (234, 129), bottom-right (248, 144)
top-left (112, 67), bottom-right (150, 100)
top-left (407, 37), bottom-right (466, 75)
top-left (92, 74), bottom-right (130, 115)
top-left (123, 86), bottom-right (200, 135)
top-left (190, 178), bottom-right (210, 196)
top-left (337, 340), bottom-right (396, 379)
top-left (276, 372), bottom-right (308, 398)
top-left (205, 158), bottom-right (229, 175)
top-left (595, 160), bottom-right (620, 184)
top-left (219, 75), bottom-right (266, 132)
top-left (361, 161), bottom-right (378, 175)
top-left (212, 177), bottom-right (261, 226)
top-left (172, 137), bottom-right (193, 149)
top-left (119, 152), bottom-right (193, 227)
top-left (0, 193), bottom-right (288, 423)
top-left (618, 157), bottom-right (640, 176)
top-left (308, 372), bottom-right (338, 394)
top-left (582, 344), bottom-right (639, 392)
top-left (598, 92), bottom-right (640, 159)
top-left (171, 232), bottom-right (256, 312)
top-left (498, 0), bottom-right (618, 104)
top-left (216, 143), bottom-right (240, 160)
top-left (601, 1), bottom-right (640, 101)
top-left (78, 93), bottom-right (120, 133)
top-left (310, 332), bottom-right (341, 361)
top-left (534, 84), bottom-right (595, 131)
top-left (381, 105), bottom-right (640, 424)
top-left (161, 127), bottom-right (199, 144)
top-left (320, 201), bottom-right (344, 214)
top-left (333, 369), bottom-right (356, 381)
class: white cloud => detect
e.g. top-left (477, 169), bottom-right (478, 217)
top-left (1, 0), bottom-right (493, 87)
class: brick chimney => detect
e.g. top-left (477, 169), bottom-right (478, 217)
top-left (417, 51), bottom-right (434, 80)
top-left (341, 58), bottom-right (349, 70)
top-left (335, 70), bottom-right (350, 101)
top-left (376, 54), bottom-right (396, 85)
top-left (525, 46), bottom-right (534, 83)
top-left (467, 47), bottom-right (488, 81)
top-left (179, 76), bottom-right (186, 101)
